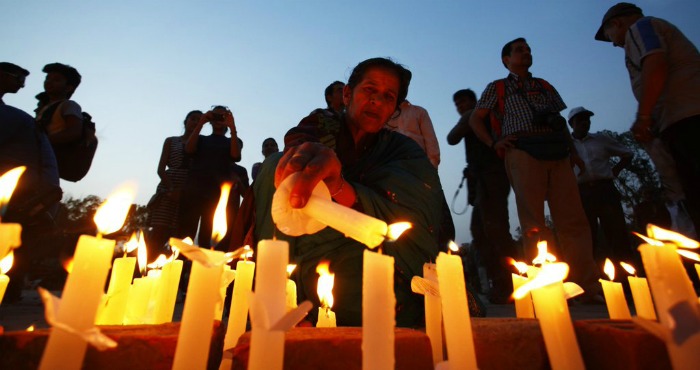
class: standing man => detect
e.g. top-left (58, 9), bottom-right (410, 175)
top-left (469, 38), bottom-right (601, 300)
top-left (595, 2), bottom-right (700, 233)
top-left (324, 81), bottom-right (345, 116)
top-left (569, 107), bottom-right (633, 267)
top-left (447, 88), bottom-right (515, 303)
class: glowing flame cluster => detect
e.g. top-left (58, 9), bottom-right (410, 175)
top-left (532, 241), bottom-right (556, 265)
top-left (636, 224), bottom-right (700, 261)
top-left (93, 185), bottom-right (135, 235)
top-left (0, 250), bottom-right (14, 274)
top-left (386, 222), bottom-right (412, 242)
top-left (211, 183), bottom-right (232, 245)
top-left (0, 166), bottom-right (25, 213)
top-left (316, 261), bottom-right (335, 310)
top-left (513, 262), bottom-right (569, 299)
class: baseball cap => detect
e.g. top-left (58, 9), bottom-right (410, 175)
top-left (568, 107), bottom-right (594, 122)
top-left (595, 2), bottom-right (643, 42)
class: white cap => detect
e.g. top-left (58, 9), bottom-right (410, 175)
top-left (568, 106), bottom-right (594, 122)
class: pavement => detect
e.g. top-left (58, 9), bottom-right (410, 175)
top-left (0, 288), bottom-right (611, 333)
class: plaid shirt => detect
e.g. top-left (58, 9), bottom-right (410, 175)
top-left (476, 72), bottom-right (566, 136)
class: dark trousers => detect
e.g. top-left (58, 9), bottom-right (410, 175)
top-left (471, 164), bottom-right (515, 295)
top-left (177, 188), bottom-right (218, 249)
top-left (578, 179), bottom-right (632, 267)
top-left (661, 116), bottom-right (700, 234)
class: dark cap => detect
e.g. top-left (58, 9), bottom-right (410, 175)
top-left (0, 62), bottom-right (30, 76)
top-left (595, 2), bottom-right (643, 42)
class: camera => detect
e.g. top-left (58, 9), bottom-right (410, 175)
top-left (211, 113), bottom-right (224, 121)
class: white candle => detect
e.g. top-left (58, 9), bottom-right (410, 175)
top-left (97, 256), bottom-right (136, 325)
top-left (39, 186), bottom-right (132, 370)
top-left (512, 273), bottom-right (535, 319)
top-left (638, 242), bottom-right (700, 370)
top-left (627, 276), bottom-right (657, 320)
top-left (222, 259), bottom-right (255, 349)
top-left (362, 249), bottom-right (395, 370)
top-left (172, 247), bottom-right (225, 370)
top-left (152, 259), bottom-right (183, 324)
top-left (423, 263), bottom-right (443, 365)
top-left (516, 263), bottom-right (585, 370)
top-left (600, 259), bottom-right (631, 320)
top-left (316, 307), bottom-right (336, 327)
top-left (285, 264), bottom-right (298, 312)
top-left (272, 173), bottom-right (388, 248)
top-left (123, 275), bottom-right (157, 325)
top-left (436, 251), bottom-right (478, 370)
top-left (248, 239), bottom-right (288, 370)
top-left (38, 235), bottom-right (116, 370)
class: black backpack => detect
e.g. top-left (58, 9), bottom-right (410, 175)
top-left (37, 101), bottom-right (98, 182)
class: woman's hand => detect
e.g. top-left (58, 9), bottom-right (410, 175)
top-left (275, 142), bottom-right (345, 208)
top-left (223, 110), bottom-right (236, 131)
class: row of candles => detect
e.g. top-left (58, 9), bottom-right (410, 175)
top-left (3, 165), bottom-right (700, 370)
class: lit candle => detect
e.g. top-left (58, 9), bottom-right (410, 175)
top-left (509, 258), bottom-right (535, 319)
top-left (286, 264), bottom-right (298, 312)
top-left (97, 234), bottom-right (138, 325)
top-left (222, 246), bottom-right (255, 349)
top-left (514, 262), bottom-right (585, 370)
top-left (172, 183), bottom-right (232, 370)
top-left (248, 239), bottom-right (289, 370)
top-left (363, 249), bottom-right (395, 369)
top-left (0, 167), bottom-right (24, 268)
top-left (152, 252), bottom-right (183, 324)
top-left (0, 251), bottom-right (14, 305)
top-left (620, 261), bottom-right (657, 320)
top-left (39, 186), bottom-right (133, 370)
top-left (636, 226), bottom-right (700, 370)
top-left (272, 173), bottom-right (405, 249)
top-left (123, 232), bottom-right (157, 325)
top-left (436, 243), bottom-right (478, 370)
top-left (316, 261), bottom-right (336, 327)
top-left (215, 265), bottom-right (236, 320)
top-left (422, 263), bottom-right (443, 365)
top-left (599, 258), bottom-right (631, 319)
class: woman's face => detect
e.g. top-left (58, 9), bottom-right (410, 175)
top-left (185, 112), bottom-right (202, 132)
top-left (344, 67), bottom-right (400, 135)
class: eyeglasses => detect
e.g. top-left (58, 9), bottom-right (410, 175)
top-left (210, 105), bottom-right (230, 111)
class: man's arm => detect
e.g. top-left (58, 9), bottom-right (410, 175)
top-left (447, 112), bottom-right (471, 145)
top-left (631, 52), bottom-right (668, 141)
top-left (468, 108), bottom-right (516, 151)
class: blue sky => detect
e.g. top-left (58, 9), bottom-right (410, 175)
top-left (2, 0), bottom-right (699, 245)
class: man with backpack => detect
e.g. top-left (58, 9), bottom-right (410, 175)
top-left (469, 38), bottom-right (602, 303)
top-left (36, 62), bottom-right (97, 182)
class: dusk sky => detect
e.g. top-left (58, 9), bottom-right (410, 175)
top-left (3, 0), bottom-right (699, 245)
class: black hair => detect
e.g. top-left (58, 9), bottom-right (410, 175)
top-left (43, 63), bottom-right (81, 96)
top-left (501, 37), bottom-right (527, 69)
top-left (262, 137), bottom-right (277, 146)
top-left (184, 110), bottom-right (203, 126)
top-left (453, 89), bottom-right (476, 103)
top-left (347, 57), bottom-right (412, 110)
top-left (324, 81), bottom-right (345, 107)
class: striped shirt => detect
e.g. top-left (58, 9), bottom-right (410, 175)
top-left (475, 73), bottom-right (566, 136)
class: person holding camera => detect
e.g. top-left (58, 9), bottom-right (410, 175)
top-left (469, 38), bottom-right (602, 303)
top-left (178, 105), bottom-right (241, 248)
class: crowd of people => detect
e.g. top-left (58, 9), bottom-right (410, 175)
top-left (1, 3), bottom-right (698, 325)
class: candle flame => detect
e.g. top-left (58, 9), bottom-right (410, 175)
top-left (647, 224), bottom-right (699, 249)
top-left (147, 254), bottom-right (168, 269)
top-left (386, 222), bottom-right (412, 241)
top-left (211, 182), bottom-right (232, 245)
top-left (26, 324), bottom-right (35, 332)
top-left (513, 262), bottom-right (569, 299)
top-left (287, 264), bottom-right (297, 277)
top-left (507, 257), bottom-right (529, 275)
top-left (316, 261), bottom-right (334, 309)
top-left (448, 241), bottom-right (460, 253)
top-left (93, 185), bottom-right (135, 235)
top-left (0, 250), bottom-right (14, 274)
top-left (676, 249), bottom-right (700, 262)
top-left (124, 232), bottom-right (139, 254)
top-left (0, 166), bottom-right (26, 213)
top-left (619, 261), bottom-right (636, 276)
top-left (137, 232), bottom-right (148, 275)
top-left (170, 237), bottom-right (191, 260)
top-left (603, 258), bottom-right (615, 281)
top-left (634, 232), bottom-right (665, 247)
top-left (532, 240), bottom-right (556, 265)
top-left (62, 257), bottom-right (74, 274)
